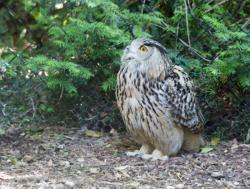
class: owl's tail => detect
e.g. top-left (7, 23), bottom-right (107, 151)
top-left (182, 129), bottom-right (204, 152)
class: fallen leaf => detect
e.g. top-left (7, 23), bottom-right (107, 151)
top-left (211, 137), bottom-right (220, 145)
top-left (83, 130), bottom-right (103, 138)
top-left (7, 157), bottom-right (17, 165)
top-left (130, 181), bottom-right (140, 187)
top-left (0, 172), bottom-right (13, 180)
top-left (175, 183), bottom-right (185, 189)
top-left (25, 126), bottom-right (44, 135)
top-left (201, 146), bottom-right (214, 153)
top-left (29, 134), bottom-right (42, 141)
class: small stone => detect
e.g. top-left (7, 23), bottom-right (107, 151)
top-left (233, 181), bottom-right (240, 186)
top-left (175, 183), bottom-right (185, 189)
top-left (48, 159), bottom-right (53, 167)
top-left (89, 168), bottom-right (99, 174)
top-left (211, 171), bottom-right (224, 179)
top-left (59, 160), bottom-right (70, 167)
top-left (57, 144), bottom-right (65, 149)
top-left (242, 170), bottom-right (250, 175)
top-left (55, 144), bottom-right (65, 152)
top-left (77, 158), bottom-right (85, 163)
top-left (52, 183), bottom-right (64, 189)
top-left (23, 155), bottom-right (33, 163)
top-left (232, 138), bottom-right (238, 144)
top-left (231, 144), bottom-right (238, 153)
top-left (165, 186), bottom-right (175, 189)
top-left (115, 166), bottom-right (129, 170)
top-left (38, 145), bottom-right (46, 151)
top-left (64, 180), bottom-right (75, 188)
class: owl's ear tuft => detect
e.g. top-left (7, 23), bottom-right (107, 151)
top-left (144, 41), bottom-right (167, 56)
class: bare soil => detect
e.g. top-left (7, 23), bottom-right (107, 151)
top-left (0, 126), bottom-right (249, 189)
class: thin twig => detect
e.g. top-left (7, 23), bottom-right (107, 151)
top-left (239, 1), bottom-right (247, 13)
top-left (158, 22), bottom-right (211, 63)
top-left (141, 0), bottom-right (146, 14)
top-left (0, 101), bottom-right (7, 116)
top-left (13, 109), bottom-right (32, 121)
top-left (84, 115), bottom-right (97, 121)
top-left (173, 172), bottom-right (183, 181)
top-left (184, 0), bottom-right (191, 47)
top-left (174, 23), bottom-right (180, 63)
top-left (187, 0), bottom-right (191, 8)
top-left (30, 97), bottom-right (36, 118)
top-left (242, 18), bottom-right (250, 29)
top-left (205, 0), bottom-right (229, 13)
top-left (208, 0), bottom-right (215, 4)
top-left (98, 180), bottom-right (124, 186)
top-left (178, 37), bottom-right (211, 62)
top-left (56, 87), bottom-right (64, 105)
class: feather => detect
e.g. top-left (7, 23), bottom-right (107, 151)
top-left (164, 65), bottom-right (205, 132)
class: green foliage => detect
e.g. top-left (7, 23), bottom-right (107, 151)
top-left (31, 0), bottom-right (161, 92)
top-left (0, 0), bottom-right (162, 133)
top-left (26, 55), bottom-right (93, 94)
top-left (158, 0), bottom-right (250, 140)
top-left (0, 0), bottom-right (249, 140)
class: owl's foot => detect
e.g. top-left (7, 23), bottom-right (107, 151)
top-left (126, 144), bottom-right (153, 157)
top-left (141, 149), bottom-right (169, 161)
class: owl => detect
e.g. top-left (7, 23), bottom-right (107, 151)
top-left (116, 38), bottom-right (205, 160)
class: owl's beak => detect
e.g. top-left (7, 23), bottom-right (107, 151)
top-left (122, 45), bottom-right (135, 62)
top-left (122, 51), bottom-right (135, 62)
top-left (124, 56), bottom-right (134, 61)
top-left (123, 55), bottom-right (135, 62)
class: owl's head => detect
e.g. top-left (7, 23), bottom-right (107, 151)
top-left (121, 38), bottom-right (172, 71)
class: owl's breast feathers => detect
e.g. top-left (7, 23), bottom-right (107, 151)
top-left (116, 64), bottom-right (204, 133)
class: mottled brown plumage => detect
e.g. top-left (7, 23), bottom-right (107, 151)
top-left (116, 38), bottom-right (204, 160)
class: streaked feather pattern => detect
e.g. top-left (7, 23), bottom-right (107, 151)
top-left (116, 38), bottom-right (204, 156)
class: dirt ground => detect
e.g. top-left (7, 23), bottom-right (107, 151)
top-left (0, 125), bottom-right (249, 189)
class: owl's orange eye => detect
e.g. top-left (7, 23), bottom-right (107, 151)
top-left (138, 45), bottom-right (148, 52)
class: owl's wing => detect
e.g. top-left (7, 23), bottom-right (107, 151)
top-left (162, 66), bottom-right (205, 132)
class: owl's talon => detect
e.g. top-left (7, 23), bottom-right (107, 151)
top-left (161, 156), bottom-right (169, 161)
top-left (150, 149), bottom-right (169, 161)
top-left (151, 155), bottom-right (169, 161)
top-left (140, 150), bottom-right (169, 161)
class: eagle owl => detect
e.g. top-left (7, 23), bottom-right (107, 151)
top-left (116, 38), bottom-right (205, 160)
